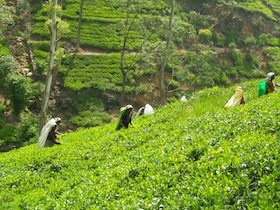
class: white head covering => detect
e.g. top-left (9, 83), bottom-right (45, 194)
top-left (267, 72), bottom-right (275, 81)
top-left (144, 104), bottom-right (154, 115)
top-left (180, 95), bottom-right (187, 101)
top-left (125, 104), bottom-right (133, 110)
top-left (38, 117), bottom-right (61, 148)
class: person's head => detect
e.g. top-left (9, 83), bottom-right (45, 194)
top-left (125, 104), bottom-right (133, 112)
top-left (55, 117), bottom-right (61, 125)
top-left (267, 72), bottom-right (275, 81)
top-left (235, 86), bottom-right (243, 93)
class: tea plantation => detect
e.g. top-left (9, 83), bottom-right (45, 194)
top-left (0, 80), bottom-right (279, 209)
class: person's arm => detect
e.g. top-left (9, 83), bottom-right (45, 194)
top-left (267, 81), bottom-right (275, 92)
top-left (129, 113), bottom-right (134, 125)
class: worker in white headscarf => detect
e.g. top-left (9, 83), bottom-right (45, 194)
top-left (38, 117), bottom-right (62, 148)
top-left (116, 105), bottom-right (134, 130)
top-left (225, 86), bottom-right (245, 108)
top-left (266, 72), bottom-right (275, 93)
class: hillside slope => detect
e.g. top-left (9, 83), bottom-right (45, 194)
top-left (1, 80), bottom-right (279, 209)
top-left (0, 0), bottom-right (280, 153)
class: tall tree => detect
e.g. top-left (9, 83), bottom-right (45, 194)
top-left (118, 0), bottom-right (160, 104)
top-left (158, 0), bottom-right (175, 105)
top-left (75, 0), bottom-right (85, 52)
top-left (39, 0), bottom-right (60, 131)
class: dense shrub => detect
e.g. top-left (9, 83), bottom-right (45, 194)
top-left (211, 31), bottom-right (226, 47)
top-left (0, 39), bottom-right (10, 56)
top-left (17, 113), bottom-right (39, 144)
top-left (228, 42), bottom-right (237, 48)
top-left (260, 34), bottom-right (279, 47)
top-left (0, 56), bottom-right (18, 80)
top-left (237, 0), bottom-right (276, 20)
top-left (0, 104), bottom-right (7, 114)
top-left (5, 73), bottom-right (38, 116)
top-left (224, 30), bottom-right (241, 46)
top-left (244, 36), bottom-right (257, 47)
top-left (69, 90), bottom-right (112, 128)
top-left (71, 110), bottom-right (112, 128)
top-left (231, 49), bottom-right (244, 67)
top-left (0, 125), bottom-right (17, 146)
top-left (198, 29), bottom-right (212, 43)
top-left (61, 53), bottom-right (151, 93)
top-left (263, 47), bottom-right (280, 74)
top-left (243, 53), bottom-right (258, 70)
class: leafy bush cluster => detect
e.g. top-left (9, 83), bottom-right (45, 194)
top-left (5, 72), bottom-right (39, 116)
top-left (0, 113), bottom-right (39, 148)
top-left (237, 0), bottom-right (276, 20)
top-left (263, 47), bottom-right (280, 74)
top-left (61, 53), bottom-right (148, 93)
top-left (0, 80), bottom-right (279, 208)
top-left (70, 90), bottom-right (112, 128)
top-left (257, 34), bottom-right (279, 46)
top-left (0, 123), bottom-right (17, 147)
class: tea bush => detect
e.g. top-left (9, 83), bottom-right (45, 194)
top-left (1, 80), bottom-right (279, 208)
top-left (0, 125), bottom-right (18, 146)
top-left (238, 0), bottom-right (276, 21)
top-left (61, 53), bottom-right (150, 93)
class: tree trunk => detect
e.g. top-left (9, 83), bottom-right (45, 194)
top-left (75, 0), bottom-right (85, 52)
top-left (159, 0), bottom-right (175, 105)
top-left (39, 0), bottom-right (58, 131)
top-left (120, 1), bottom-right (130, 104)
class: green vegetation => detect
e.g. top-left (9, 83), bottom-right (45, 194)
top-left (263, 47), bottom-right (280, 74)
top-left (5, 73), bottom-right (36, 116)
top-left (61, 53), bottom-right (148, 93)
top-left (70, 90), bottom-right (112, 128)
top-left (29, 0), bottom-right (279, 106)
top-left (1, 0), bottom-right (279, 148)
top-left (237, 0), bottom-right (277, 21)
top-left (1, 80), bottom-right (279, 208)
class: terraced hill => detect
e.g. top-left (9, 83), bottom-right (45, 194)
top-left (0, 80), bottom-right (279, 208)
top-left (0, 0), bottom-right (279, 151)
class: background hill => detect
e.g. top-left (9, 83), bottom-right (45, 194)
top-left (0, 0), bottom-right (279, 150)
top-left (1, 80), bottom-right (280, 208)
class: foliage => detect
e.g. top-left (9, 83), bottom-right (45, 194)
top-left (198, 28), bottom-right (212, 44)
top-left (243, 36), bottom-right (256, 47)
top-left (61, 53), bottom-right (150, 93)
top-left (71, 110), bottom-right (112, 128)
top-left (0, 39), bottom-right (10, 56)
top-left (0, 104), bottom-right (7, 114)
top-left (187, 11), bottom-right (211, 30)
top-left (257, 34), bottom-right (279, 47)
top-left (176, 45), bottom-right (223, 88)
top-left (237, 0), bottom-right (277, 21)
top-left (0, 1), bottom-right (13, 37)
top-left (263, 47), bottom-right (280, 74)
top-left (29, 0), bottom-right (280, 102)
top-left (17, 113), bottom-right (39, 145)
top-left (223, 30), bottom-right (241, 46)
top-left (4, 72), bottom-right (38, 116)
top-left (70, 90), bottom-right (112, 128)
top-left (0, 125), bottom-right (18, 146)
top-left (0, 80), bottom-right (280, 208)
top-left (0, 56), bottom-right (18, 83)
